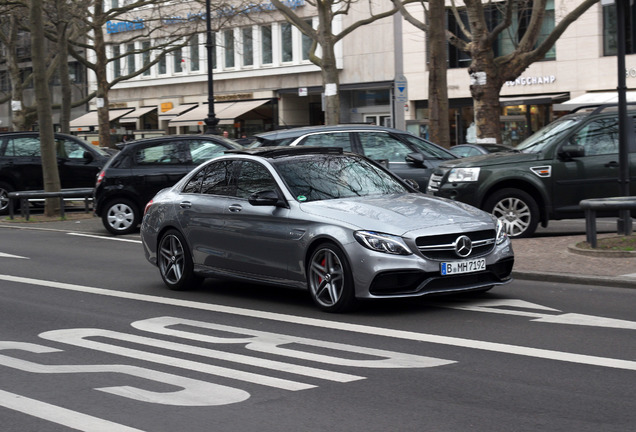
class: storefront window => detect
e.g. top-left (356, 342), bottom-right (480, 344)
top-left (354, 90), bottom-right (390, 107)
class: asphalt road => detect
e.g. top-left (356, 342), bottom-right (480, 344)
top-left (0, 225), bottom-right (635, 432)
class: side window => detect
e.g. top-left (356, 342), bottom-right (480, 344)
top-left (134, 142), bottom-right (184, 165)
top-left (299, 133), bottom-right (353, 152)
top-left (401, 135), bottom-right (453, 159)
top-left (62, 140), bottom-right (87, 159)
top-left (182, 168), bottom-right (207, 194)
top-left (358, 132), bottom-right (411, 162)
top-left (188, 140), bottom-right (228, 164)
top-left (200, 160), bottom-right (236, 196)
top-left (235, 161), bottom-right (277, 199)
top-left (7, 137), bottom-right (41, 157)
top-left (572, 119), bottom-right (619, 156)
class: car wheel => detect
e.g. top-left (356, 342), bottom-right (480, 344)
top-left (102, 198), bottom-right (139, 235)
top-left (0, 181), bottom-right (15, 215)
top-left (484, 188), bottom-right (539, 238)
top-left (158, 229), bottom-right (203, 291)
top-left (307, 243), bottom-right (356, 313)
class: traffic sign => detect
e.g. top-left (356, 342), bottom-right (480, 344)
top-left (395, 75), bottom-right (408, 103)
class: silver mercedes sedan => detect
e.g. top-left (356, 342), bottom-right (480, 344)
top-left (140, 147), bottom-right (514, 312)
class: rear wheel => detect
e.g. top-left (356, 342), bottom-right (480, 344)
top-left (102, 198), bottom-right (139, 235)
top-left (158, 229), bottom-right (203, 291)
top-left (0, 181), bottom-right (15, 215)
top-left (484, 188), bottom-right (539, 238)
top-left (307, 243), bottom-right (356, 313)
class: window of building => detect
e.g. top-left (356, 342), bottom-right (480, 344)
top-left (281, 22), bottom-right (293, 62)
top-left (0, 71), bottom-right (9, 92)
top-left (174, 47), bottom-right (183, 73)
top-left (225, 29), bottom-right (235, 68)
top-left (112, 45), bottom-right (121, 78)
top-left (126, 43), bottom-right (135, 75)
top-left (302, 19), bottom-right (312, 61)
top-left (158, 52), bottom-right (167, 75)
top-left (69, 62), bottom-right (83, 84)
top-left (142, 41), bottom-right (151, 76)
top-left (242, 27), bottom-right (253, 66)
top-left (261, 25), bottom-right (273, 64)
top-left (190, 35), bottom-right (200, 71)
top-left (603, 1), bottom-right (636, 55)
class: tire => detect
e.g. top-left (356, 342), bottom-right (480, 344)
top-left (102, 198), bottom-right (140, 235)
top-left (483, 188), bottom-right (539, 238)
top-left (0, 181), bottom-right (15, 215)
top-left (157, 229), bottom-right (203, 291)
top-left (307, 243), bottom-right (356, 313)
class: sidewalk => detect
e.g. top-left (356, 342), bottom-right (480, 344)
top-left (1, 213), bottom-right (635, 289)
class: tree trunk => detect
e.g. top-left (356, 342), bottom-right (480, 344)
top-left (468, 52), bottom-right (503, 143)
top-left (94, 0), bottom-right (112, 148)
top-left (57, 0), bottom-right (71, 134)
top-left (30, 0), bottom-right (61, 216)
top-left (427, 0), bottom-right (450, 148)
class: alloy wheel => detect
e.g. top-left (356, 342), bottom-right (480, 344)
top-left (159, 234), bottom-right (185, 285)
top-left (308, 248), bottom-right (345, 308)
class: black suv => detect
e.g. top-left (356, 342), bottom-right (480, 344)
top-left (0, 132), bottom-right (111, 214)
top-left (427, 105), bottom-right (636, 238)
top-left (252, 125), bottom-right (456, 189)
top-left (94, 134), bottom-right (241, 235)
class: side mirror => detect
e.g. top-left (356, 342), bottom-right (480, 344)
top-left (403, 178), bottom-right (420, 190)
top-left (248, 189), bottom-right (287, 208)
top-left (405, 152), bottom-right (425, 167)
top-left (83, 151), bottom-right (95, 162)
top-left (559, 144), bottom-right (585, 159)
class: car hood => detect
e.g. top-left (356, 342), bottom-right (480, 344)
top-left (299, 193), bottom-right (494, 235)
top-left (438, 151), bottom-right (540, 169)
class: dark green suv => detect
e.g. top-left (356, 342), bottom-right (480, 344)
top-left (427, 105), bottom-right (636, 238)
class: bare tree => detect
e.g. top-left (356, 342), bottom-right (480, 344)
top-left (29, 0), bottom-right (60, 216)
top-left (270, 0), bottom-right (404, 125)
top-left (398, 0), bottom-right (599, 144)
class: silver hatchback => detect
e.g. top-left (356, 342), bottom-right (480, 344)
top-left (141, 147), bottom-right (514, 312)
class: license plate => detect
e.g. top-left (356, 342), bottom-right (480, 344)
top-left (440, 258), bottom-right (486, 275)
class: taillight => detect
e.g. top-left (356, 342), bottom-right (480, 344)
top-left (144, 200), bottom-right (153, 216)
top-left (96, 170), bottom-right (105, 186)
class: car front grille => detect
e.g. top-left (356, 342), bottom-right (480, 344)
top-left (416, 229), bottom-right (496, 260)
top-left (426, 171), bottom-right (446, 193)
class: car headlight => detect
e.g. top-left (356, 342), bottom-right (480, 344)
top-left (495, 218), bottom-right (508, 244)
top-left (354, 231), bottom-right (412, 255)
top-left (448, 167), bottom-right (480, 182)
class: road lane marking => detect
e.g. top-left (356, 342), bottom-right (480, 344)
top-left (0, 389), bottom-right (144, 432)
top-left (68, 233), bottom-right (142, 243)
top-left (0, 252), bottom-right (29, 259)
top-left (1, 274), bottom-right (635, 371)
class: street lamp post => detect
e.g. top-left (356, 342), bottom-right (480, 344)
top-left (204, 0), bottom-right (219, 134)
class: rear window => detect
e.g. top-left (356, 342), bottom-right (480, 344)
top-left (134, 142), bottom-right (185, 165)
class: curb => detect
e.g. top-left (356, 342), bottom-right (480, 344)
top-left (512, 270), bottom-right (636, 289)
top-left (567, 243), bottom-right (636, 258)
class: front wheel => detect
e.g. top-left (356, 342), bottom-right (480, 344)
top-left (102, 198), bottom-right (139, 235)
top-left (483, 188), bottom-right (539, 238)
top-left (158, 229), bottom-right (203, 291)
top-left (307, 243), bottom-right (356, 313)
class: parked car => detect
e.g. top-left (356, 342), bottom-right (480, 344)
top-left (427, 104), bottom-right (636, 238)
top-left (140, 146), bottom-right (514, 312)
top-left (94, 134), bottom-right (241, 235)
top-left (0, 132), bottom-right (111, 214)
top-left (449, 143), bottom-right (515, 158)
top-left (251, 125), bottom-right (457, 189)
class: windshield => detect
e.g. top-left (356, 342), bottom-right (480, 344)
top-left (273, 155), bottom-right (408, 202)
top-left (516, 115), bottom-right (582, 153)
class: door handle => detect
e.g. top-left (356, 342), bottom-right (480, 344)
top-left (179, 201), bottom-right (192, 209)
top-left (604, 161), bottom-right (619, 168)
top-left (228, 204), bottom-right (242, 212)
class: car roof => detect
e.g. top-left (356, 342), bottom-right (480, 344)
top-left (225, 146), bottom-right (344, 158)
top-left (254, 124), bottom-right (412, 140)
top-left (115, 134), bottom-right (240, 149)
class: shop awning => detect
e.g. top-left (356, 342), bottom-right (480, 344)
top-left (499, 93), bottom-right (568, 106)
top-left (70, 108), bottom-right (134, 131)
top-left (158, 103), bottom-right (197, 121)
top-left (553, 91), bottom-right (636, 111)
top-left (169, 100), bottom-right (269, 127)
top-left (120, 106), bottom-right (157, 122)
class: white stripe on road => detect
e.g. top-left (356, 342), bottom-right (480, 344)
top-left (1, 274), bottom-right (634, 371)
top-left (0, 389), bottom-right (144, 432)
top-left (0, 252), bottom-right (28, 259)
top-left (68, 233), bottom-right (142, 243)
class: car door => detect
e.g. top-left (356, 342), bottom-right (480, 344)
top-left (56, 137), bottom-right (103, 188)
top-left (131, 140), bottom-right (192, 206)
top-left (4, 136), bottom-right (43, 190)
top-left (551, 117), bottom-right (623, 215)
